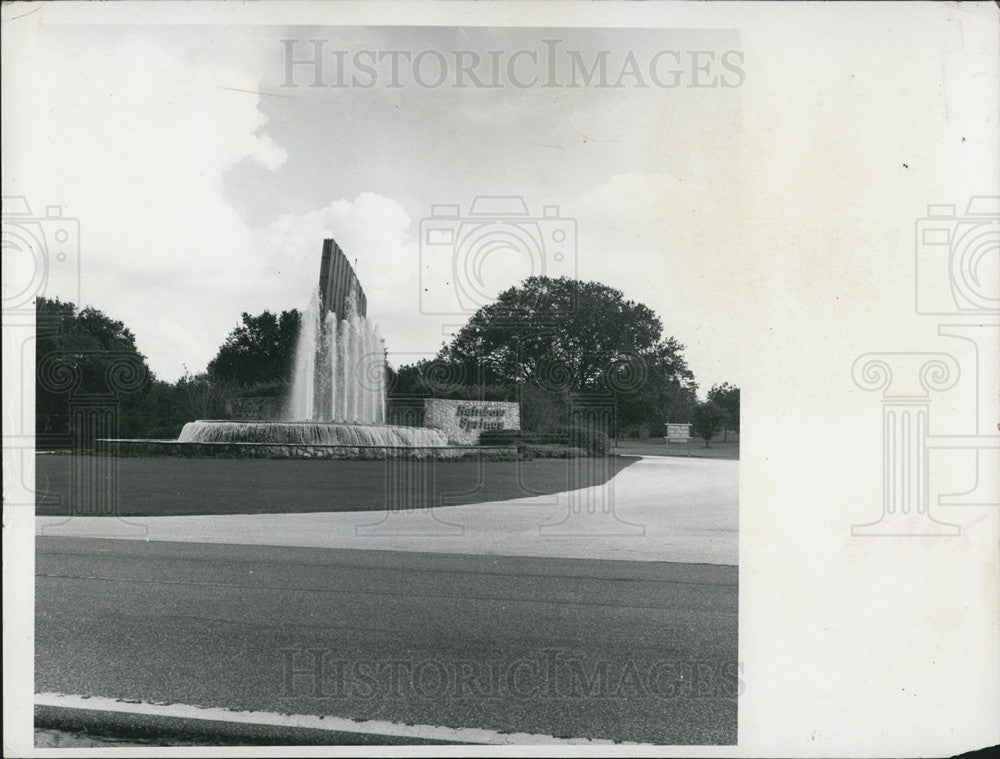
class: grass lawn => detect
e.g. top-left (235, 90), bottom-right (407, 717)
top-left (614, 436), bottom-right (740, 460)
top-left (34, 454), bottom-right (639, 517)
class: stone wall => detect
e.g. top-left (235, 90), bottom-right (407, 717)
top-left (422, 399), bottom-right (520, 445)
top-left (97, 439), bottom-right (518, 461)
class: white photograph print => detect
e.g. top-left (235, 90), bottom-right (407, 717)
top-left (2, 2), bottom-right (997, 757)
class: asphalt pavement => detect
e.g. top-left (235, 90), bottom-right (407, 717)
top-left (36, 536), bottom-right (738, 745)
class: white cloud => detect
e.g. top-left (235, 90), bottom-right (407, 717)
top-left (259, 192), bottom-right (417, 312)
top-left (572, 172), bottom-right (746, 391)
top-left (3, 23), bottom-right (452, 380)
top-left (5, 29), bottom-right (290, 380)
top-left (3, 27), bottom-right (748, 390)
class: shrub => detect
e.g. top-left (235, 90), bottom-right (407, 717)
top-left (479, 429), bottom-right (523, 446)
top-left (561, 425), bottom-right (611, 456)
top-left (520, 384), bottom-right (570, 433)
top-left (691, 401), bottom-right (725, 447)
top-left (481, 426), bottom-right (608, 455)
top-left (479, 429), bottom-right (578, 447)
top-left (518, 444), bottom-right (586, 459)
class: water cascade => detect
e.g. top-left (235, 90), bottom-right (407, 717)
top-left (176, 420), bottom-right (447, 447)
top-left (286, 288), bottom-right (386, 424)
top-left (177, 286), bottom-right (449, 450)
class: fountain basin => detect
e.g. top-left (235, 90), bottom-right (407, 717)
top-left (95, 439), bottom-right (517, 461)
top-left (100, 420), bottom-right (519, 460)
top-left (178, 420), bottom-right (448, 447)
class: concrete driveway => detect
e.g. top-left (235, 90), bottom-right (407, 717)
top-left (36, 455), bottom-right (738, 565)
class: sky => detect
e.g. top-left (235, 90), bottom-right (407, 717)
top-left (3, 6), bottom-right (996, 398)
top-left (3, 21), bottom-right (744, 393)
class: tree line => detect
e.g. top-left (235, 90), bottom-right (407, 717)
top-left (35, 297), bottom-right (299, 446)
top-left (35, 278), bottom-right (738, 447)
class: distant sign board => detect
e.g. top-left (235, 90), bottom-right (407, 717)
top-left (666, 423), bottom-right (691, 442)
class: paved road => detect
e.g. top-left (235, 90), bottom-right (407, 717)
top-left (36, 537), bottom-right (738, 745)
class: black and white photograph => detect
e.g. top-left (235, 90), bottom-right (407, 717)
top-left (2, 1), bottom-right (997, 756)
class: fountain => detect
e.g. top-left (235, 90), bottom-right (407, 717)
top-left (177, 284), bottom-right (449, 450)
top-left (284, 285), bottom-right (386, 425)
top-left (99, 238), bottom-right (515, 460)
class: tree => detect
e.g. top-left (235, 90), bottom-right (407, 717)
top-left (36, 297), bottom-right (153, 446)
top-left (207, 309), bottom-right (300, 386)
top-left (432, 276), bottom-right (697, 434)
top-left (691, 401), bottom-right (725, 448)
top-left (387, 358), bottom-right (514, 401)
top-left (706, 382), bottom-right (740, 441)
